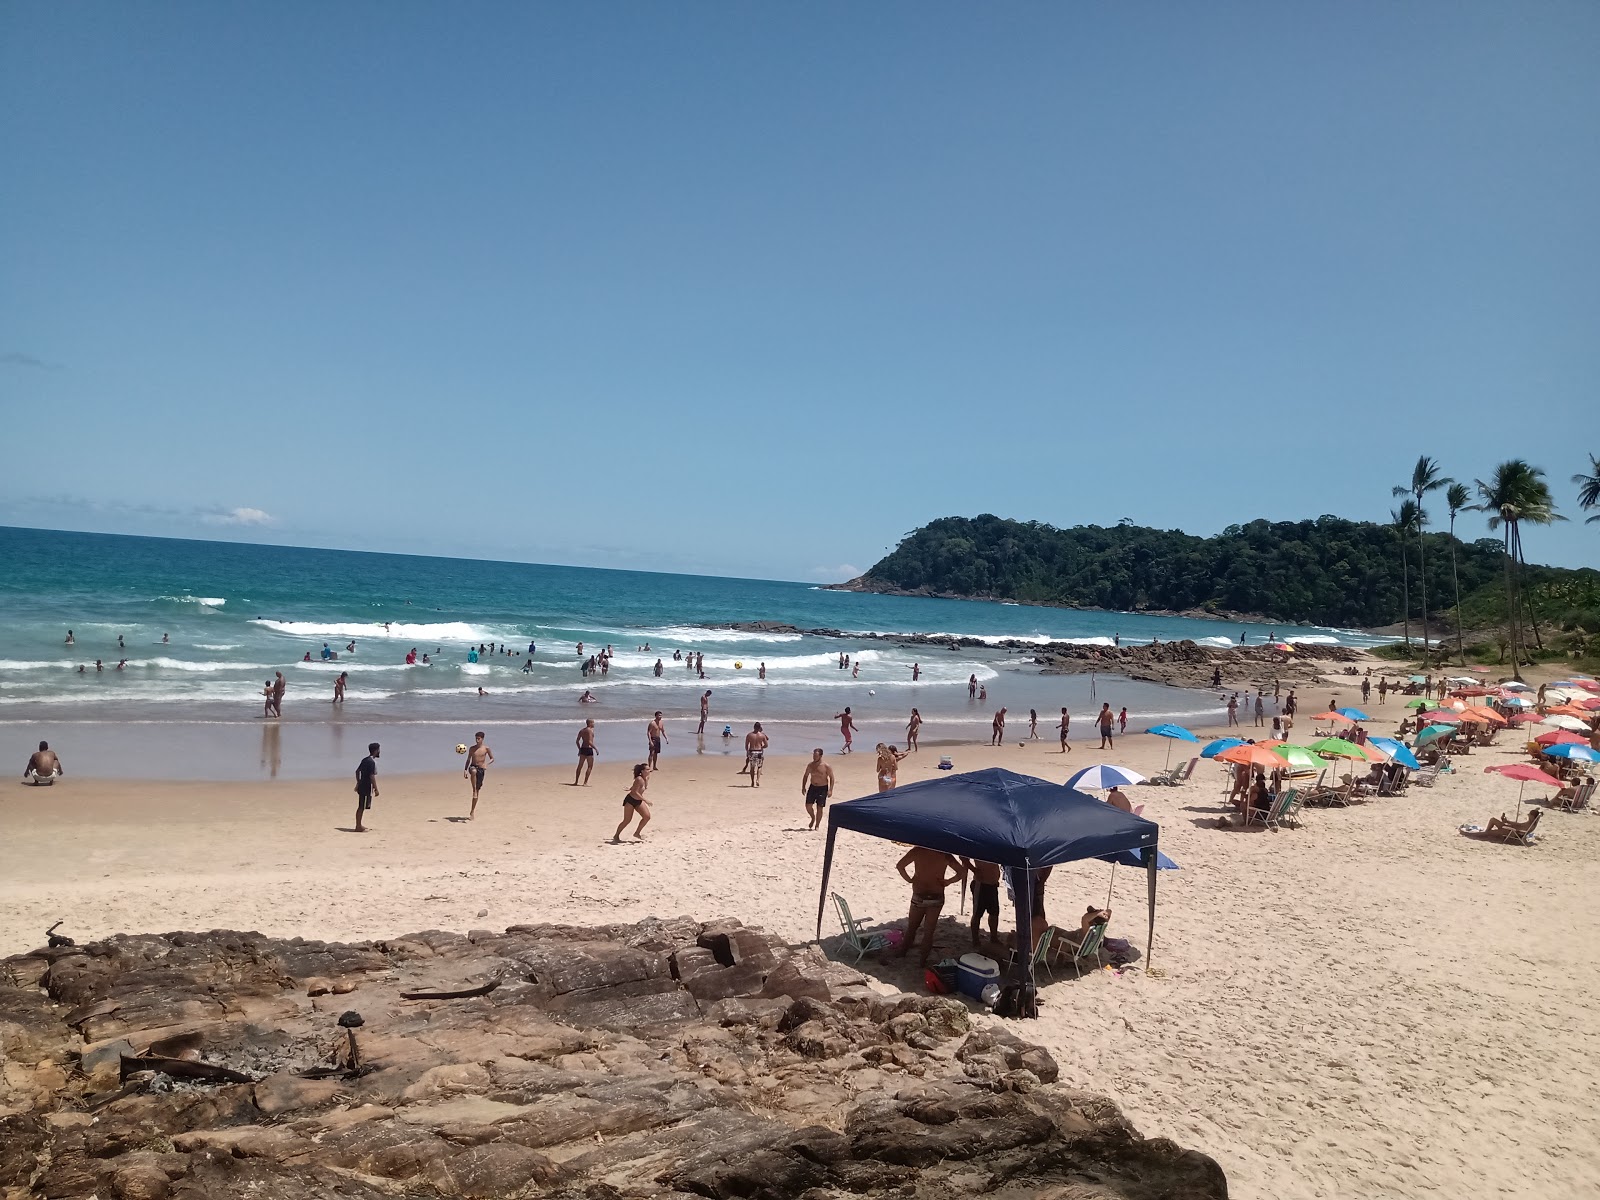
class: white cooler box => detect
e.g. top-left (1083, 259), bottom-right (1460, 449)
top-left (954, 953), bottom-right (999, 1000)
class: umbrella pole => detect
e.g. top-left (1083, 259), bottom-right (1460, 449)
top-left (1106, 863), bottom-right (1117, 911)
top-left (1514, 780), bottom-right (1525, 824)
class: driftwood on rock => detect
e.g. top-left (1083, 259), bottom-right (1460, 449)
top-left (0, 918), bottom-right (1229, 1200)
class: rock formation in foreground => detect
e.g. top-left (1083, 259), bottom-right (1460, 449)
top-left (0, 918), bottom-right (1227, 1199)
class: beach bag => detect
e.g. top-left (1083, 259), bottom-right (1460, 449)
top-left (923, 968), bottom-right (948, 994)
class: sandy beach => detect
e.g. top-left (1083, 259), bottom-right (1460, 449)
top-left (4, 692), bottom-right (1599, 1200)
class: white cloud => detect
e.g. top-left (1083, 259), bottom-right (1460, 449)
top-left (807, 563), bottom-right (861, 581)
top-left (204, 506), bottom-right (274, 527)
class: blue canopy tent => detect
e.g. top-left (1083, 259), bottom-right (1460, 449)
top-left (814, 768), bottom-right (1161, 1015)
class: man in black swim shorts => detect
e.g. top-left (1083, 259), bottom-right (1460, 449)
top-left (574, 718), bottom-right (597, 785)
top-left (961, 856), bottom-right (1002, 947)
top-left (800, 748), bottom-right (834, 831)
top-left (353, 742), bottom-right (379, 834)
top-left (464, 731), bottom-right (494, 819)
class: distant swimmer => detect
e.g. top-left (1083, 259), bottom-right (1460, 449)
top-left (611, 762), bottom-right (652, 842)
top-left (23, 741), bottom-right (62, 785)
top-left (477, 686), bottom-right (487, 696)
top-left (911, 662), bottom-right (920, 681)
top-left (906, 707), bottom-right (922, 751)
top-left (346, 641), bottom-right (356, 654)
top-left (654, 658), bottom-right (663, 677)
top-left (577, 642), bottom-right (584, 657)
top-left (1118, 707), bottom-right (1128, 735)
top-left (406, 648), bottom-right (417, 665)
top-left (574, 718), bottom-right (597, 785)
top-left (464, 731), bottom-right (494, 819)
top-left (697, 690), bottom-right (712, 735)
top-left (118, 634), bottom-right (124, 650)
top-left (64, 630), bottom-right (74, 645)
top-left (383, 622), bottom-right (391, 633)
top-left (115, 659), bottom-right (127, 670)
top-left (801, 748), bottom-right (833, 830)
top-left (352, 742), bottom-right (379, 833)
top-left (162, 633), bottom-right (169, 644)
top-left (991, 707), bottom-right (1007, 746)
top-left (647, 711), bottom-right (667, 770)
top-left (978, 684), bottom-right (987, 702)
top-left (579, 689), bottom-right (596, 703)
top-left (834, 707), bottom-right (857, 754)
top-left (743, 722), bottom-right (769, 786)
top-left (467, 647), bottom-right (479, 663)
top-left (522, 657), bottom-right (534, 672)
top-left (968, 675), bottom-right (977, 699)
top-left (95, 659), bottom-right (103, 672)
top-left (852, 662), bottom-right (860, 679)
top-left (321, 643), bottom-right (332, 659)
top-left (758, 662), bottom-right (766, 680)
top-left (333, 671), bottom-right (348, 703)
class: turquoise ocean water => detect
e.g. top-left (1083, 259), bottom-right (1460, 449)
top-left (0, 527), bottom-right (1381, 779)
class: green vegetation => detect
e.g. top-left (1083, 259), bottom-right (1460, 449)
top-left (851, 511), bottom-right (1597, 637)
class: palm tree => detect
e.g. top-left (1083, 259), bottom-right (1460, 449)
top-left (1393, 456), bottom-right (1450, 657)
top-left (1472, 461), bottom-right (1561, 678)
top-left (1446, 482), bottom-right (1469, 665)
top-left (1575, 454), bottom-right (1600, 524)
top-left (1391, 501), bottom-right (1419, 647)
top-left (1515, 472), bottom-right (1564, 651)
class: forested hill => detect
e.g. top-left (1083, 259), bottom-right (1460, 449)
top-left (836, 514), bottom-right (1521, 628)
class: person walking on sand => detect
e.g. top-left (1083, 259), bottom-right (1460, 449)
top-left (801, 748), bottom-right (834, 830)
top-left (1226, 694), bottom-right (1239, 727)
top-left (352, 742), bottom-right (379, 833)
top-left (1097, 703), bottom-right (1115, 749)
top-left (647, 711), bottom-right (667, 770)
top-left (1058, 707), bottom-right (1072, 753)
top-left (1361, 677), bottom-right (1371, 704)
top-left (271, 671), bottom-right (287, 718)
top-left (464, 731), bottom-right (494, 818)
top-left (906, 707), bottom-right (922, 751)
top-left (876, 742), bottom-right (907, 792)
top-left (743, 722), bottom-right (769, 786)
top-left (835, 707), bottom-right (857, 753)
top-left (611, 763), bottom-right (652, 842)
top-left (1254, 692), bottom-right (1265, 727)
top-left (697, 690), bottom-right (711, 735)
top-left (333, 671), bottom-right (347, 704)
top-left (961, 857), bottom-right (1003, 948)
top-left (990, 707), bottom-right (1007, 746)
top-left (574, 718), bottom-right (597, 785)
top-left (1028, 708), bottom-right (1038, 739)
top-left (1285, 690), bottom-right (1297, 718)
top-left (895, 846), bottom-right (966, 967)
top-left (1118, 706), bottom-right (1128, 735)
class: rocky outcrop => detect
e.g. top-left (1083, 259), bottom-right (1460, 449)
top-left (1, 919), bottom-right (1227, 1199)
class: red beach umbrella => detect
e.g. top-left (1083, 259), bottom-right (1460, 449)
top-left (1534, 730), bottom-right (1586, 747)
top-left (1485, 762), bottom-right (1564, 821)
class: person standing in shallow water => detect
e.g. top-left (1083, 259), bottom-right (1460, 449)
top-left (333, 672), bottom-right (347, 704)
top-left (611, 763), bottom-right (652, 842)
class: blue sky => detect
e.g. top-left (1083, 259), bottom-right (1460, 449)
top-left (3, 3), bottom-right (1596, 580)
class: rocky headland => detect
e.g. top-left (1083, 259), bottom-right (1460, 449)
top-left (715, 622), bottom-right (1363, 691)
top-left (1, 918), bottom-right (1226, 1200)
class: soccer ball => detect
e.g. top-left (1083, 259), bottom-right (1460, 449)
top-left (455, 743), bottom-right (468, 755)
top-left (868, 689), bottom-right (875, 696)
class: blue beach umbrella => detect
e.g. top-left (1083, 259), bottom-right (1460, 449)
top-left (1096, 844), bottom-right (1180, 910)
top-left (1066, 764), bottom-right (1147, 790)
top-left (1414, 724), bottom-right (1457, 747)
top-left (1336, 707), bottom-right (1371, 722)
top-left (1542, 744), bottom-right (1600, 763)
top-left (1201, 737), bottom-right (1245, 759)
top-left (1146, 723), bottom-right (1200, 769)
top-left (1366, 736), bottom-right (1420, 771)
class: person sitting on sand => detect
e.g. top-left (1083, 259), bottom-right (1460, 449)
top-left (23, 741), bottom-right (62, 785)
top-left (1105, 785), bottom-right (1134, 813)
top-left (611, 763), bottom-right (652, 842)
top-left (894, 846), bottom-right (966, 966)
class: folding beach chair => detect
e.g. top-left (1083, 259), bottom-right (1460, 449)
top-left (830, 892), bottom-right (889, 964)
top-left (1052, 923), bottom-right (1106, 979)
top-left (1006, 925), bottom-right (1057, 983)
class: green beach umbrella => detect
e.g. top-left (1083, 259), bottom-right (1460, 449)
top-left (1309, 736), bottom-right (1369, 761)
top-left (1404, 699), bottom-right (1429, 709)
top-left (1273, 745), bottom-right (1326, 773)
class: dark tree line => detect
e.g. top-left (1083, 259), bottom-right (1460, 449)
top-left (855, 514), bottom-right (1530, 628)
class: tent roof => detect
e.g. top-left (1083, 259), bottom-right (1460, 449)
top-left (828, 767), bottom-right (1157, 869)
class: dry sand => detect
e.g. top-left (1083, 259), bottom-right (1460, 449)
top-left (4, 701), bottom-right (1598, 1199)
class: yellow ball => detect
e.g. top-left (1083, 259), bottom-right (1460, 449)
top-left (455, 743), bottom-right (468, 754)
top-left (734, 661), bottom-right (743, 669)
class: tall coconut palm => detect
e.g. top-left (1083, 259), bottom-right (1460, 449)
top-left (1391, 501), bottom-right (1420, 647)
top-left (1446, 482), bottom-right (1469, 665)
top-left (1472, 461), bottom-right (1560, 678)
top-left (1393, 456), bottom-right (1450, 656)
top-left (1515, 472), bottom-right (1564, 651)
top-left (1575, 453), bottom-right (1600, 523)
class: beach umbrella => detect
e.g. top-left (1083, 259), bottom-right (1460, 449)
top-left (1485, 762), bottom-right (1565, 822)
top-left (1577, 680), bottom-right (1600, 693)
top-left (1366, 736), bottom-right (1421, 770)
top-left (1312, 710), bottom-right (1356, 725)
top-left (1500, 680), bottom-right (1530, 691)
top-left (1253, 741), bottom-right (1323, 772)
top-left (1543, 715), bottom-right (1592, 733)
top-left (1577, 698), bottom-right (1600, 711)
top-left (1408, 675), bottom-right (1428, 684)
top-left (1510, 712), bottom-right (1547, 725)
top-left (1414, 724), bottom-right (1457, 747)
top-left (1543, 744), bottom-right (1600, 764)
top-left (1309, 736), bottom-right (1373, 761)
top-left (1217, 743), bottom-right (1289, 769)
top-left (1097, 845), bottom-right (1180, 911)
top-left (1146, 723), bottom-right (1199, 769)
top-left (1460, 706), bottom-right (1507, 726)
top-left (1445, 676), bottom-right (1478, 686)
top-left (1546, 704), bottom-right (1594, 718)
top-left (1417, 709), bottom-right (1462, 724)
top-left (1470, 666), bottom-right (1492, 673)
top-left (1501, 695), bottom-right (1535, 708)
top-left (1268, 642), bottom-right (1295, 653)
top-left (1404, 699), bottom-right (1430, 710)
top-left (1066, 764), bottom-right (1146, 790)
top-left (1336, 707), bottom-right (1371, 722)
top-left (1534, 730), bottom-right (1586, 747)
top-left (1201, 737), bottom-right (1245, 759)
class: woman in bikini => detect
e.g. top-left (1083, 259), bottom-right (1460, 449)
top-left (876, 743), bottom-right (907, 792)
top-left (611, 763), bottom-right (652, 843)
